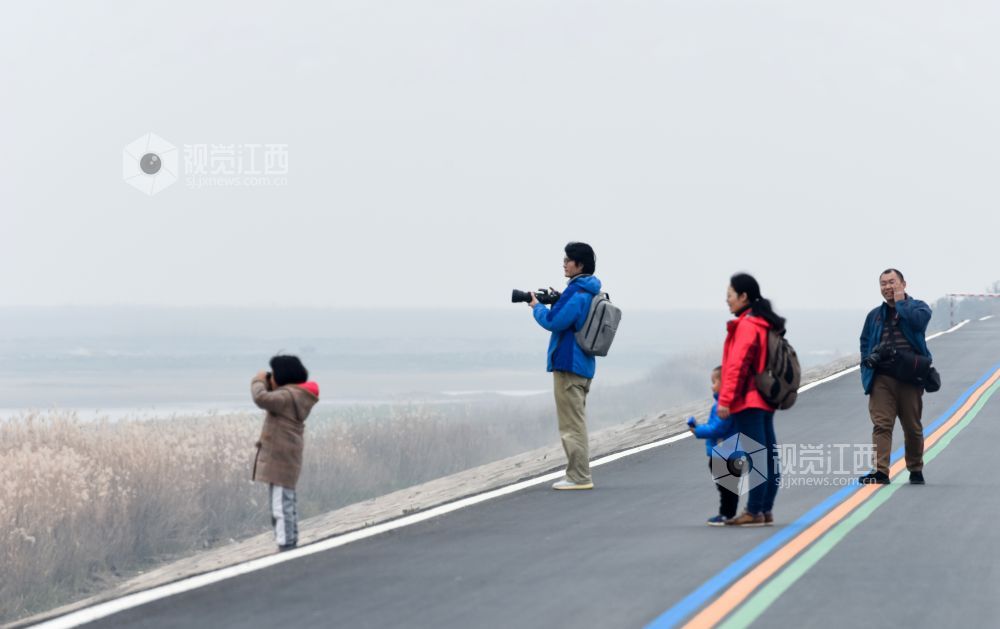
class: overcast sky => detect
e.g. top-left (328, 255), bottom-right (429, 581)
top-left (1, 1), bottom-right (997, 312)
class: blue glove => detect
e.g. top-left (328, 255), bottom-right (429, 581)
top-left (686, 417), bottom-right (696, 428)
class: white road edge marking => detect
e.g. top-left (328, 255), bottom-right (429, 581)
top-left (980, 315), bottom-right (994, 321)
top-left (927, 318), bottom-right (969, 340)
top-left (33, 318), bottom-right (974, 629)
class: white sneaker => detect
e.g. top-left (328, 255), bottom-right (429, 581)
top-left (552, 479), bottom-right (594, 490)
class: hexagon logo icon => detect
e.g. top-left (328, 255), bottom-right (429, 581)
top-left (123, 133), bottom-right (178, 195)
top-left (711, 431), bottom-right (769, 496)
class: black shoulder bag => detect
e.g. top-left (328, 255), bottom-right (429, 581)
top-left (886, 314), bottom-right (941, 393)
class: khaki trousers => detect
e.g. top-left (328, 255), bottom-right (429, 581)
top-left (869, 374), bottom-right (924, 475)
top-left (553, 370), bottom-right (593, 483)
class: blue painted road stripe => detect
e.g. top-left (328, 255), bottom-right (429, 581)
top-left (645, 363), bottom-right (999, 629)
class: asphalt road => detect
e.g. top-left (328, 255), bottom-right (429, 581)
top-left (83, 316), bottom-right (1000, 629)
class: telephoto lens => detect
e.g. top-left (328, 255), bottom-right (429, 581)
top-left (511, 288), bottom-right (563, 305)
top-left (511, 289), bottom-right (532, 304)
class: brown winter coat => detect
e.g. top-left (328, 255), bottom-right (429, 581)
top-left (250, 375), bottom-right (319, 489)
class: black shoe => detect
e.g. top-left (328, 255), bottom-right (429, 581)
top-left (277, 543), bottom-right (298, 553)
top-left (909, 471), bottom-right (925, 485)
top-left (858, 471), bottom-right (890, 485)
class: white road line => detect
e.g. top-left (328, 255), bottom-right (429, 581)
top-left (797, 364), bottom-right (860, 394)
top-left (33, 316), bottom-right (974, 628)
top-left (34, 433), bottom-right (694, 629)
top-left (980, 315), bottom-right (994, 321)
top-left (927, 318), bottom-right (969, 341)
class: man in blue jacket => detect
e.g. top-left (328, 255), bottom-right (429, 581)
top-left (527, 242), bottom-right (602, 490)
top-left (858, 268), bottom-right (932, 485)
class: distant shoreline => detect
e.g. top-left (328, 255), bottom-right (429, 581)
top-left (0, 389), bottom-right (559, 422)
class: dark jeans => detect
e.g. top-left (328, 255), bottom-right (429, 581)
top-left (710, 460), bottom-right (739, 518)
top-left (732, 408), bottom-right (780, 514)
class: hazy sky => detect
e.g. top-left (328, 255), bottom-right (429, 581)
top-left (2, 1), bottom-right (998, 311)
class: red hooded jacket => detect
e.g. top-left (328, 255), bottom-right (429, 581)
top-left (719, 310), bottom-right (776, 414)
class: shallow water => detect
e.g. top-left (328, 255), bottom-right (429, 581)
top-left (0, 307), bottom-right (866, 416)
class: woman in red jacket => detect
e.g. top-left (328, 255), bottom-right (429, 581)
top-left (718, 273), bottom-right (784, 527)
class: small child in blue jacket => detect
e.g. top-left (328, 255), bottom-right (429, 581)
top-left (687, 366), bottom-right (739, 526)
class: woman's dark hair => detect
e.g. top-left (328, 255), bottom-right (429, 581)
top-left (730, 273), bottom-right (786, 331)
top-left (270, 354), bottom-right (309, 386)
top-left (565, 241), bottom-right (596, 275)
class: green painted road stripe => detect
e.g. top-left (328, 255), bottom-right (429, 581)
top-left (720, 377), bottom-right (1000, 629)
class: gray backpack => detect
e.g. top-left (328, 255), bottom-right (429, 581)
top-left (575, 292), bottom-right (621, 357)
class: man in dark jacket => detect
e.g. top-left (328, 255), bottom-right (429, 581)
top-left (858, 268), bottom-right (932, 485)
top-left (527, 242), bottom-right (602, 490)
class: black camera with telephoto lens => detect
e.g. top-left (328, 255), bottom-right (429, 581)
top-left (511, 288), bottom-right (562, 305)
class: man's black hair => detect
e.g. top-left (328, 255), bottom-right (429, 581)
top-left (880, 268), bottom-right (905, 282)
top-left (565, 241), bottom-right (596, 275)
top-left (270, 354), bottom-right (309, 386)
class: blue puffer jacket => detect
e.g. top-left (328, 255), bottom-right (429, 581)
top-left (532, 274), bottom-right (603, 379)
top-left (691, 396), bottom-right (738, 456)
top-left (859, 296), bottom-right (932, 395)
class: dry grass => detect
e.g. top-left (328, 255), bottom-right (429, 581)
top-left (0, 356), bottom-right (715, 623)
top-left (0, 404), bottom-right (557, 623)
top-left (1, 412), bottom-right (257, 620)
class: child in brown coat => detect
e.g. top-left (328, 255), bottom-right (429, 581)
top-left (251, 355), bottom-right (320, 551)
